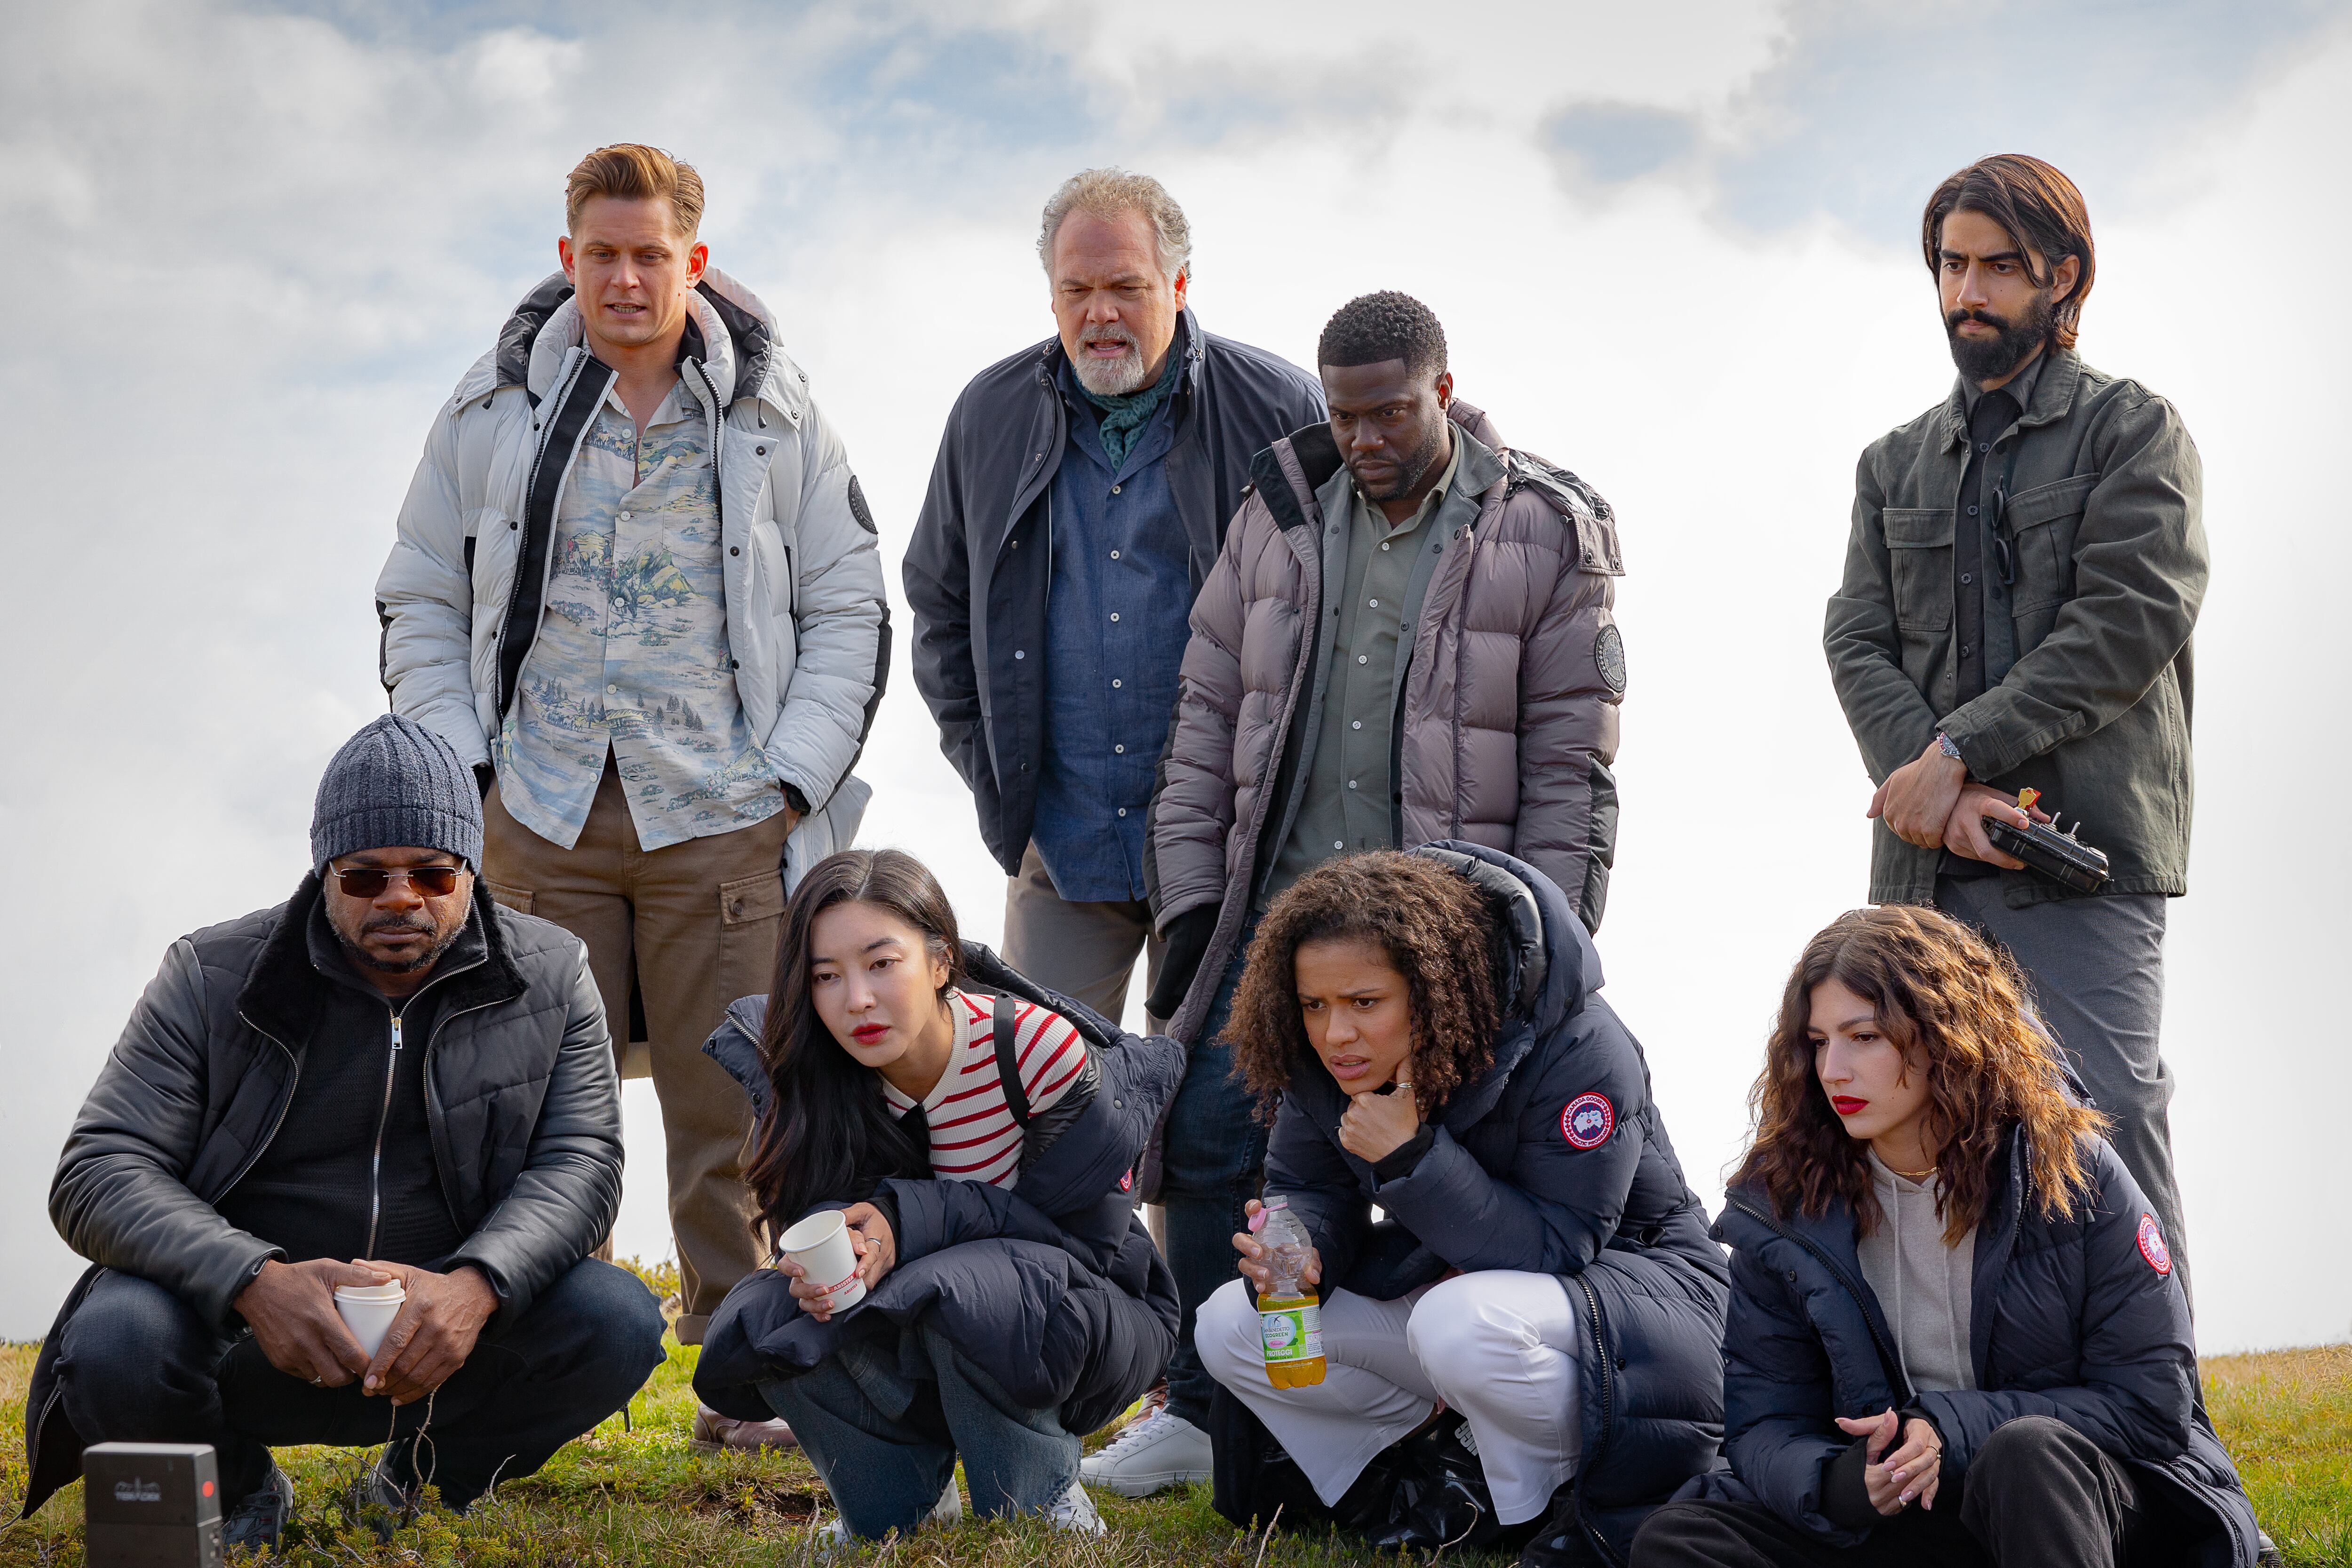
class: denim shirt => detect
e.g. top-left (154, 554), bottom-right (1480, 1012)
top-left (1030, 359), bottom-right (1192, 901)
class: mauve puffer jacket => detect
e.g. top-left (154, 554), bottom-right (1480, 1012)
top-left (1149, 402), bottom-right (1625, 1043)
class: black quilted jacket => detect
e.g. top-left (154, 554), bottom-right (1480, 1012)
top-left (18, 874), bottom-right (620, 1519)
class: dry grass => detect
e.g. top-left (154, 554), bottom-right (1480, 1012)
top-left (1, 1309), bottom-right (2342, 1566)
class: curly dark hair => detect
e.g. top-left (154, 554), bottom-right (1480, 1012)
top-left (1225, 852), bottom-right (1500, 1120)
top-left (1731, 905), bottom-right (2106, 1244)
top-left (1317, 290), bottom-right (1447, 378)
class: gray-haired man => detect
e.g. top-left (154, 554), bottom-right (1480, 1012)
top-left (905, 168), bottom-right (1325, 1033)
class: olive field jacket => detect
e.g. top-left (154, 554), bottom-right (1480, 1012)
top-left (1825, 349), bottom-right (2205, 907)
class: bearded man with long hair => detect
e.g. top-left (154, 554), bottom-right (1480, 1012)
top-left (1635, 906), bottom-right (2261, 1568)
top-left (1824, 154), bottom-right (2207, 1302)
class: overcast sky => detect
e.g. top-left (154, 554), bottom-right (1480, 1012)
top-left (5, 0), bottom-right (2347, 1352)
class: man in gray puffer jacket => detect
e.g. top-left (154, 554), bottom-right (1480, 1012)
top-left (1127, 292), bottom-right (1627, 1480)
top-left (17, 717), bottom-right (664, 1548)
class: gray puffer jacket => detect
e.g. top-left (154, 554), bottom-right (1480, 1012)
top-left (1150, 402), bottom-right (1626, 1042)
top-left (18, 876), bottom-right (620, 1520)
top-left (376, 268), bottom-right (888, 880)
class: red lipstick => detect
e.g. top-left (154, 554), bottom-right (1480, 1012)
top-left (852, 1024), bottom-right (887, 1043)
top-left (1831, 1096), bottom-right (1868, 1116)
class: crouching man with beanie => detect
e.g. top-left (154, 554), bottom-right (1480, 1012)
top-left (15, 716), bottom-right (667, 1549)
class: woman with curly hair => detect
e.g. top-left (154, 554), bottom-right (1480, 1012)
top-left (1636, 905), bottom-right (2260, 1568)
top-left (1194, 844), bottom-right (1729, 1565)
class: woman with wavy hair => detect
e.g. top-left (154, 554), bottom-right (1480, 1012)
top-left (1636, 905), bottom-right (2260, 1568)
top-left (1194, 844), bottom-right (1728, 1566)
top-left (686, 850), bottom-right (1184, 1545)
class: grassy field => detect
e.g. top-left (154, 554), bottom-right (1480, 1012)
top-left (1, 1267), bottom-right (2344, 1566)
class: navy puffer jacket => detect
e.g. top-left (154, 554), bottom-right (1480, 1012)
top-left (1264, 843), bottom-right (1729, 1545)
top-left (693, 946), bottom-right (1184, 1438)
top-left (1696, 1130), bottom-right (2257, 1565)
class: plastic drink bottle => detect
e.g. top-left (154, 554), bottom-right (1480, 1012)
top-left (1253, 1195), bottom-right (1326, 1387)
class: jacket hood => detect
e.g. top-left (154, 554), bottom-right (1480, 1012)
top-left (1250, 399), bottom-right (1504, 535)
top-left (1403, 841), bottom-right (1604, 1127)
top-left (468, 265), bottom-right (789, 413)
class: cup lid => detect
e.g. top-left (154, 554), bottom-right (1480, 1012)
top-left (334, 1282), bottom-right (406, 1301)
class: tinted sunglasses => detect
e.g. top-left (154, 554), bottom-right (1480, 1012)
top-left (330, 865), bottom-right (463, 898)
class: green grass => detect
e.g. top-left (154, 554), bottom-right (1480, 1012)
top-left (0, 1272), bottom-right (2343, 1565)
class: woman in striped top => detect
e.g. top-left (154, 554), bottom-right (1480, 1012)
top-left (723, 848), bottom-right (1177, 1545)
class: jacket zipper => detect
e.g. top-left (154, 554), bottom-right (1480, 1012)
top-left (1564, 1272), bottom-right (1628, 1567)
top-left (363, 1010), bottom-right (405, 1258)
top-left (497, 350), bottom-right (590, 718)
top-left (1725, 1194), bottom-right (1916, 1406)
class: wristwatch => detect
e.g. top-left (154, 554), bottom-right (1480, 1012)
top-left (1935, 731), bottom-right (1965, 764)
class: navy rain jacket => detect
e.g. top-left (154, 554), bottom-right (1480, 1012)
top-left (1698, 1131), bottom-right (2257, 1564)
top-left (694, 946), bottom-right (1184, 1438)
top-left (1265, 842), bottom-right (1730, 1550)
top-left (903, 308), bottom-right (1326, 873)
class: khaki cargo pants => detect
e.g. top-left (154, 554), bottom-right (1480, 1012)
top-left (483, 760), bottom-right (788, 1343)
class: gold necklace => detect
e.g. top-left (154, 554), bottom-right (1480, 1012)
top-left (1887, 1162), bottom-right (1938, 1182)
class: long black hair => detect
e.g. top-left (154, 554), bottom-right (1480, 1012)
top-left (745, 848), bottom-right (964, 1236)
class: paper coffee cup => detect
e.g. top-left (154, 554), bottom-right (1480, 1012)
top-left (334, 1281), bottom-right (407, 1359)
top-left (780, 1211), bottom-right (866, 1313)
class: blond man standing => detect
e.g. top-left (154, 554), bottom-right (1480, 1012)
top-left (378, 145), bottom-right (886, 1446)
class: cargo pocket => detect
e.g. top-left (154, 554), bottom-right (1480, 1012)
top-left (2002, 474), bottom-right (2096, 613)
top-left (483, 879), bottom-right (534, 915)
top-left (717, 868), bottom-right (787, 1011)
top-left (1883, 508), bottom-right (1955, 632)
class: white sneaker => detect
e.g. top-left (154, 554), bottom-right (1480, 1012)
top-left (1048, 1477), bottom-right (1105, 1536)
top-left (1077, 1407), bottom-right (1213, 1497)
top-left (816, 1478), bottom-right (961, 1547)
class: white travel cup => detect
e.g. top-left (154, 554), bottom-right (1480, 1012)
top-left (779, 1210), bottom-right (867, 1313)
top-left (333, 1280), bottom-right (407, 1360)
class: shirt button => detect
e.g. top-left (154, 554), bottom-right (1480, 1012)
top-left (606, 684), bottom-right (618, 694)
top-left (1967, 505), bottom-right (1979, 516)
top-left (1334, 840), bottom-right (1345, 850)
top-left (618, 510), bottom-right (632, 522)
top-left (1961, 644), bottom-right (1973, 657)
top-left (1351, 720), bottom-right (1363, 730)
top-left (1978, 442), bottom-right (1990, 453)
top-left (1112, 485), bottom-right (1122, 494)
top-left (1117, 807), bottom-right (1129, 818)
top-left (1961, 573), bottom-right (1974, 584)
top-left (1348, 780), bottom-right (1359, 790)
top-left (1114, 744), bottom-right (1126, 754)
top-left (1014, 650), bottom-right (1025, 660)
top-left (1109, 612), bottom-right (1120, 622)
top-left (1367, 597), bottom-right (1380, 607)
top-left (1380, 541), bottom-right (1391, 551)
top-left (1112, 678), bottom-right (1122, 689)
top-left (1109, 549), bottom-right (1120, 560)
top-left (1358, 654), bottom-right (1369, 665)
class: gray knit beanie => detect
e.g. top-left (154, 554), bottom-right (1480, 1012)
top-left (310, 715), bottom-right (484, 873)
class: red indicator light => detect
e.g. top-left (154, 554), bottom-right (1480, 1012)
top-left (202, 1481), bottom-right (215, 1497)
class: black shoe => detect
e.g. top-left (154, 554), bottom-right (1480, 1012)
top-left (222, 1465), bottom-right (295, 1552)
top-left (1517, 1480), bottom-right (1596, 1568)
top-left (1367, 1412), bottom-right (1505, 1554)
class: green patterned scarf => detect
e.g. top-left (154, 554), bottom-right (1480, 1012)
top-left (1082, 344), bottom-right (1185, 469)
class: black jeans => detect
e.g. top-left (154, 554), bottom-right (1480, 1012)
top-left (1159, 930), bottom-right (1271, 1428)
top-left (1635, 1417), bottom-right (2173, 1568)
top-left (54, 1259), bottom-right (666, 1509)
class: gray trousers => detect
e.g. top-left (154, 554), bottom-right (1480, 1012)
top-left (1934, 876), bottom-right (2187, 1301)
top-left (1002, 842), bottom-right (1166, 1029)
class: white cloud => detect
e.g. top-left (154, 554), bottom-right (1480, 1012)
top-left (3, 0), bottom-right (2345, 1355)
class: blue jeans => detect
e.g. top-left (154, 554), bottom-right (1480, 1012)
top-left (54, 1259), bottom-right (666, 1509)
top-left (760, 1321), bottom-right (1078, 1539)
top-left (1160, 936), bottom-right (1271, 1428)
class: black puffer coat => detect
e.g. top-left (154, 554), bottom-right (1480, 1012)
top-left (1694, 1131), bottom-right (2257, 1564)
top-left (694, 946), bottom-right (1184, 1438)
top-left (1262, 842), bottom-right (1729, 1550)
top-left (21, 875), bottom-right (619, 1520)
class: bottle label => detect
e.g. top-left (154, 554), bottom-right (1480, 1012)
top-left (1260, 1303), bottom-right (1323, 1362)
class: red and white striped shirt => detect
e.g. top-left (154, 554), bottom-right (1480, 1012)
top-left (880, 991), bottom-right (1088, 1187)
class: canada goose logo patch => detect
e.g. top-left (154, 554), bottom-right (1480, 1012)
top-left (1594, 624), bottom-right (1627, 694)
top-left (1562, 1092), bottom-right (1615, 1149)
top-left (2137, 1213), bottom-right (2171, 1276)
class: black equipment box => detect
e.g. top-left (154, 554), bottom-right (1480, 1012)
top-left (83, 1443), bottom-right (224, 1568)
top-left (1982, 814), bottom-right (2111, 894)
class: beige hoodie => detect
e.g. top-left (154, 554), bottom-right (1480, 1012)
top-left (1856, 1151), bottom-right (1977, 1393)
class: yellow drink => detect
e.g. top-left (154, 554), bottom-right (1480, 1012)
top-left (1258, 1290), bottom-right (1327, 1387)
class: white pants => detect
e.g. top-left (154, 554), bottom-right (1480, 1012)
top-left (1197, 1271), bottom-right (1583, 1526)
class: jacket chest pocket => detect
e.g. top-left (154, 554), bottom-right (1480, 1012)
top-left (2001, 474), bottom-right (2096, 613)
top-left (1882, 509), bottom-right (1954, 632)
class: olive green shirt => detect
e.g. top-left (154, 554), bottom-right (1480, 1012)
top-left (1265, 432), bottom-right (1463, 899)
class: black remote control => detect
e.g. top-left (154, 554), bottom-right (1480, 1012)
top-left (1982, 815), bottom-right (2110, 894)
